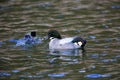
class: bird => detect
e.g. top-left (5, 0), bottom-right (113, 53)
top-left (16, 31), bottom-right (41, 46)
top-left (47, 30), bottom-right (87, 50)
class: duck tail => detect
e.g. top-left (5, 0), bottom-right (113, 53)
top-left (72, 36), bottom-right (87, 50)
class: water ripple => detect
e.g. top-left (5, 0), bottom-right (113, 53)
top-left (85, 73), bottom-right (111, 78)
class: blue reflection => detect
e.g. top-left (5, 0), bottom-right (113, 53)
top-left (115, 55), bottom-right (120, 58)
top-left (0, 41), bottom-right (3, 44)
top-left (0, 72), bottom-right (11, 77)
top-left (12, 70), bottom-right (20, 73)
top-left (75, 30), bottom-right (81, 33)
top-left (89, 65), bottom-right (96, 69)
top-left (100, 53), bottom-right (108, 57)
top-left (105, 38), bottom-right (120, 42)
top-left (48, 73), bottom-right (65, 78)
top-left (0, 41), bottom-right (3, 47)
top-left (88, 35), bottom-right (96, 39)
top-left (115, 38), bottom-right (120, 41)
top-left (90, 53), bottom-right (108, 58)
top-left (105, 38), bottom-right (113, 42)
top-left (85, 73), bottom-right (111, 78)
top-left (19, 75), bottom-right (43, 78)
top-left (79, 69), bottom-right (86, 73)
top-left (101, 59), bottom-right (117, 63)
top-left (39, 2), bottom-right (53, 8)
top-left (111, 6), bottom-right (120, 9)
top-left (103, 25), bottom-right (109, 29)
top-left (90, 54), bottom-right (99, 58)
top-left (9, 39), bottom-right (18, 43)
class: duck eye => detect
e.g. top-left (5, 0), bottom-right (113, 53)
top-left (50, 37), bottom-right (54, 40)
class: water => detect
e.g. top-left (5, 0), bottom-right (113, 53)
top-left (0, 0), bottom-right (120, 80)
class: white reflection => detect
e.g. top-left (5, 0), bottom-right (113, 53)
top-left (49, 49), bottom-right (86, 64)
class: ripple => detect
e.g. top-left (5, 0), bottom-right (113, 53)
top-left (115, 55), bottom-right (120, 58)
top-left (88, 35), bottom-right (96, 39)
top-left (111, 6), bottom-right (120, 9)
top-left (85, 73), bottom-right (111, 78)
top-left (12, 70), bottom-right (20, 73)
top-left (38, 2), bottom-right (53, 9)
top-left (101, 59), bottom-right (117, 63)
top-left (90, 53), bottom-right (99, 58)
top-left (48, 73), bottom-right (65, 78)
top-left (0, 71), bottom-right (11, 77)
top-left (0, 41), bottom-right (4, 47)
top-left (100, 53), bottom-right (108, 57)
top-left (79, 69), bottom-right (86, 73)
top-left (19, 75), bottom-right (43, 79)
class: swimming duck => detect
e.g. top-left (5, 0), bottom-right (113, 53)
top-left (16, 31), bottom-right (41, 46)
top-left (48, 30), bottom-right (87, 50)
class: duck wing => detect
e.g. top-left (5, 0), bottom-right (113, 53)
top-left (59, 37), bottom-right (74, 45)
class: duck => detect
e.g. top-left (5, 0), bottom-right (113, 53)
top-left (48, 30), bottom-right (87, 50)
top-left (16, 31), bottom-right (41, 46)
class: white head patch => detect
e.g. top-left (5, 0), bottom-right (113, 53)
top-left (78, 42), bottom-right (82, 46)
top-left (74, 42), bottom-right (82, 46)
top-left (50, 37), bottom-right (54, 40)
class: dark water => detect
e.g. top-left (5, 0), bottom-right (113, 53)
top-left (0, 0), bottom-right (120, 80)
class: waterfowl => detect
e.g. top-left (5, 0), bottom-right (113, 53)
top-left (48, 30), bottom-right (87, 50)
top-left (16, 31), bottom-right (41, 46)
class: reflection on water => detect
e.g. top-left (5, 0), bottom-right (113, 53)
top-left (49, 49), bottom-right (83, 56)
top-left (49, 49), bottom-right (85, 64)
top-left (0, 0), bottom-right (120, 80)
top-left (85, 73), bottom-right (112, 78)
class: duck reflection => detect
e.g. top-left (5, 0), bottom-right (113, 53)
top-left (49, 49), bottom-right (86, 64)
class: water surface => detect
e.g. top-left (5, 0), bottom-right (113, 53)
top-left (0, 0), bottom-right (120, 80)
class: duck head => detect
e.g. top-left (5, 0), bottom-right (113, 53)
top-left (48, 30), bottom-right (62, 39)
top-left (24, 31), bottom-right (36, 39)
top-left (31, 31), bottom-right (36, 37)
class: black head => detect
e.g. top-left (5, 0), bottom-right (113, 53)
top-left (31, 31), bottom-right (36, 37)
top-left (48, 30), bottom-right (62, 39)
